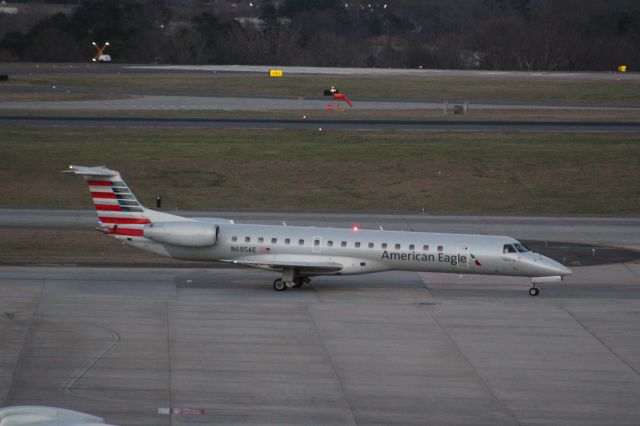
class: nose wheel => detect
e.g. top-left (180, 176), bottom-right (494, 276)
top-left (528, 286), bottom-right (540, 296)
top-left (273, 279), bottom-right (287, 291)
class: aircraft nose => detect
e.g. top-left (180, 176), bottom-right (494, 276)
top-left (538, 255), bottom-right (572, 276)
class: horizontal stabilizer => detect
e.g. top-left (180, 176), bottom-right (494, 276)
top-left (61, 165), bottom-right (118, 177)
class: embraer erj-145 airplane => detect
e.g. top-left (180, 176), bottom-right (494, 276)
top-left (66, 165), bottom-right (571, 296)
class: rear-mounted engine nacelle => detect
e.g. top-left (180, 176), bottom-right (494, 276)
top-left (144, 221), bottom-right (218, 248)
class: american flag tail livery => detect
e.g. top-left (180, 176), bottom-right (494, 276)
top-left (63, 165), bottom-right (155, 237)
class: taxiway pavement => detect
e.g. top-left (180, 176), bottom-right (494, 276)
top-left (1, 210), bottom-right (640, 425)
top-left (2, 115), bottom-right (640, 132)
top-left (1, 263), bottom-right (640, 425)
top-left (3, 63), bottom-right (638, 80)
top-left (2, 208), bottom-right (639, 250)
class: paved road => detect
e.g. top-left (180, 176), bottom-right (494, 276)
top-left (2, 115), bottom-right (639, 132)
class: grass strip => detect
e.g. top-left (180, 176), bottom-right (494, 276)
top-left (1, 126), bottom-right (638, 214)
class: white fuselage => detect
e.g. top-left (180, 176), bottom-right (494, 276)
top-left (126, 222), bottom-right (570, 279)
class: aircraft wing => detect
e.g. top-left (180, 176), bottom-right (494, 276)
top-left (225, 258), bottom-right (343, 273)
top-left (191, 217), bottom-right (235, 224)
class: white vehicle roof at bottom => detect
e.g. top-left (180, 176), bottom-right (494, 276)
top-left (0, 406), bottom-right (117, 426)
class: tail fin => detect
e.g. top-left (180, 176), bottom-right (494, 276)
top-left (63, 165), bottom-right (150, 237)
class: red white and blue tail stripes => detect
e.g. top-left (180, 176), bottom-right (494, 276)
top-left (64, 165), bottom-right (149, 237)
top-left (86, 178), bottom-right (149, 236)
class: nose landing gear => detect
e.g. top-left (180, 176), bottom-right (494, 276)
top-left (528, 286), bottom-right (540, 296)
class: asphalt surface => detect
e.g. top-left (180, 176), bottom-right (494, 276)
top-left (2, 115), bottom-right (639, 132)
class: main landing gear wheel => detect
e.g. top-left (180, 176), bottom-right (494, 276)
top-left (292, 277), bottom-right (305, 288)
top-left (273, 279), bottom-right (287, 291)
top-left (529, 287), bottom-right (540, 297)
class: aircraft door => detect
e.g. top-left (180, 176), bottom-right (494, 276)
top-left (457, 243), bottom-right (470, 270)
top-left (313, 236), bottom-right (322, 253)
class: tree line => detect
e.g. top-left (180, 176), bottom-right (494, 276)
top-left (1, 0), bottom-right (639, 71)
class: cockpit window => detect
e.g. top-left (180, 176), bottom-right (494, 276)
top-left (513, 243), bottom-right (530, 253)
top-left (503, 244), bottom-right (518, 254)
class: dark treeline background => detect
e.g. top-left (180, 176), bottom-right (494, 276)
top-left (1, 0), bottom-right (639, 70)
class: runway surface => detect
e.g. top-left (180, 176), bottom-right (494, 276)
top-left (143, 64), bottom-right (637, 81)
top-left (5, 63), bottom-right (639, 80)
top-left (2, 115), bottom-right (639, 132)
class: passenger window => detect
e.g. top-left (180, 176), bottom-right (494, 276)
top-left (395, 244), bottom-right (401, 250)
top-left (258, 237), bottom-right (264, 243)
top-left (355, 242), bottom-right (361, 248)
top-left (285, 238), bottom-right (290, 245)
top-left (327, 240), bottom-right (333, 247)
top-left (232, 236), bottom-right (237, 242)
top-left (368, 242), bottom-right (374, 248)
top-left (271, 238), bottom-right (277, 244)
top-left (245, 236), bottom-right (251, 243)
top-left (314, 239), bottom-right (320, 246)
top-left (341, 241), bottom-right (347, 247)
top-left (409, 244), bottom-right (415, 250)
top-left (423, 245), bottom-right (429, 251)
top-left (437, 245), bottom-right (443, 252)
top-left (382, 243), bottom-right (387, 249)
top-left (299, 239), bottom-right (304, 245)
